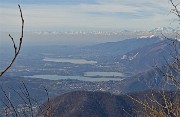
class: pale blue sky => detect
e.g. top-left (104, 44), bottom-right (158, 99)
top-left (0, 0), bottom-right (178, 32)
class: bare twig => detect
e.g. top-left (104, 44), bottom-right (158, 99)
top-left (22, 82), bottom-right (34, 117)
top-left (0, 86), bottom-right (19, 117)
top-left (0, 4), bottom-right (24, 77)
top-left (169, 0), bottom-right (180, 18)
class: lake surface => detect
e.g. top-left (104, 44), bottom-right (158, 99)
top-left (84, 72), bottom-right (124, 77)
top-left (43, 57), bottom-right (97, 64)
top-left (26, 75), bottom-right (124, 82)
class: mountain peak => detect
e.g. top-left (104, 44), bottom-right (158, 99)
top-left (149, 27), bottom-right (176, 33)
top-left (138, 35), bottom-right (156, 39)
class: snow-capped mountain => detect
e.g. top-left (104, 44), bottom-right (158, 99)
top-left (149, 27), bottom-right (176, 33)
top-left (138, 35), bottom-right (156, 39)
top-left (32, 27), bottom-right (177, 36)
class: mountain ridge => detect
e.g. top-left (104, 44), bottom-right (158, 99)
top-left (38, 90), bottom-right (180, 117)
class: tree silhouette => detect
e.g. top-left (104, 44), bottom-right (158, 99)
top-left (0, 4), bottom-right (24, 77)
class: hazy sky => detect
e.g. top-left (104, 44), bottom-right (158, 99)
top-left (0, 0), bottom-right (178, 32)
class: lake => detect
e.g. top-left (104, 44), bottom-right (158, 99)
top-left (25, 75), bottom-right (124, 82)
top-left (84, 72), bottom-right (124, 77)
top-left (43, 57), bottom-right (97, 64)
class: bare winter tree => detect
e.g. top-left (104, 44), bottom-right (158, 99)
top-left (0, 4), bottom-right (24, 77)
top-left (126, 0), bottom-right (180, 116)
top-left (0, 5), bottom-right (53, 117)
top-left (156, 0), bottom-right (180, 89)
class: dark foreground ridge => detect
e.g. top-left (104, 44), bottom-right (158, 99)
top-left (38, 90), bottom-right (180, 117)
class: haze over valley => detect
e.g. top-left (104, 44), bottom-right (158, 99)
top-left (0, 0), bottom-right (180, 116)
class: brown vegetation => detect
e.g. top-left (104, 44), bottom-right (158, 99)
top-left (38, 90), bottom-right (180, 117)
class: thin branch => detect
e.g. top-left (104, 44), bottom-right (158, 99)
top-left (0, 86), bottom-right (19, 117)
top-left (169, 0), bottom-right (180, 18)
top-left (22, 82), bottom-right (34, 117)
top-left (0, 4), bottom-right (24, 77)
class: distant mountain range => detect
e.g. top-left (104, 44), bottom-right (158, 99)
top-left (81, 36), bottom-right (178, 75)
top-left (33, 27), bottom-right (178, 36)
top-left (115, 40), bottom-right (176, 73)
top-left (149, 27), bottom-right (177, 33)
top-left (81, 35), bottom-right (163, 62)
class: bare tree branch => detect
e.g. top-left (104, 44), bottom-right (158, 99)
top-left (169, 0), bottom-right (180, 18)
top-left (0, 4), bottom-right (24, 77)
